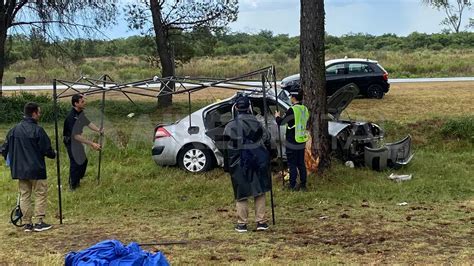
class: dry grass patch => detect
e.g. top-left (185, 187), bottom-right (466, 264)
top-left (345, 82), bottom-right (474, 122)
top-left (0, 201), bottom-right (472, 264)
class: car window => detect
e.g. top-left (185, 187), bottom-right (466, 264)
top-left (376, 63), bottom-right (387, 73)
top-left (250, 98), bottom-right (286, 118)
top-left (204, 104), bottom-right (233, 129)
top-left (326, 63), bottom-right (346, 75)
top-left (348, 63), bottom-right (373, 74)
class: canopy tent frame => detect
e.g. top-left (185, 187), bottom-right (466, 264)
top-left (52, 66), bottom-right (284, 225)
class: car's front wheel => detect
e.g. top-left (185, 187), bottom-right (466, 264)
top-left (178, 144), bottom-right (213, 173)
top-left (367, 84), bottom-right (385, 99)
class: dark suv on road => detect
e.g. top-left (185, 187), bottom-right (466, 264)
top-left (280, 58), bottom-right (390, 99)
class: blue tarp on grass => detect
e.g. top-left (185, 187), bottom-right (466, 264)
top-left (65, 240), bottom-right (169, 266)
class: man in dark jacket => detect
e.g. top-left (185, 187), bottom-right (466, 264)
top-left (275, 89), bottom-right (309, 191)
top-left (2, 102), bottom-right (56, 232)
top-left (223, 94), bottom-right (272, 233)
top-left (63, 94), bottom-right (102, 190)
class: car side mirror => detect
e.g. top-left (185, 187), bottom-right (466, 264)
top-left (188, 126), bottom-right (199, 135)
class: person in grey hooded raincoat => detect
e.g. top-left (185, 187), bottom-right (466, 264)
top-left (223, 94), bottom-right (272, 233)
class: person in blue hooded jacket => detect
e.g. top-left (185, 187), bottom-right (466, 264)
top-left (223, 94), bottom-right (272, 233)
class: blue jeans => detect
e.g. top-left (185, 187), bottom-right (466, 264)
top-left (286, 146), bottom-right (307, 188)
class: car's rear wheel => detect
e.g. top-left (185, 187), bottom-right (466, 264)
top-left (178, 144), bottom-right (213, 173)
top-left (367, 84), bottom-right (384, 99)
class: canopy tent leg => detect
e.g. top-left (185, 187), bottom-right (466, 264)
top-left (97, 76), bottom-right (106, 183)
top-left (53, 79), bottom-right (63, 224)
top-left (261, 72), bottom-right (276, 226)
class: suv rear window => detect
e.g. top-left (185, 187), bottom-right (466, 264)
top-left (348, 63), bottom-right (373, 74)
top-left (376, 63), bottom-right (388, 73)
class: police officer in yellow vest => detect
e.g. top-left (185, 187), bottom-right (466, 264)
top-left (275, 89), bottom-right (309, 191)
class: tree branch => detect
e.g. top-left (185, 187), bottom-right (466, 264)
top-left (10, 20), bottom-right (109, 38)
top-left (12, 20), bottom-right (91, 29)
top-left (11, 0), bottom-right (28, 22)
top-left (456, 0), bottom-right (466, 32)
top-left (5, 0), bottom-right (17, 28)
top-left (168, 12), bottom-right (223, 28)
top-left (163, 1), bottom-right (181, 23)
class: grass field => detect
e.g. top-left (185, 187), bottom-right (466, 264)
top-left (0, 82), bottom-right (473, 264)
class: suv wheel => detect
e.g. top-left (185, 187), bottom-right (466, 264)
top-left (367, 84), bottom-right (384, 99)
top-left (178, 144), bottom-right (213, 173)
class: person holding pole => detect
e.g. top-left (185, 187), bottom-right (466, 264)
top-left (223, 94), bottom-right (272, 233)
top-left (63, 94), bottom-right (102, 191)
top-left (1, 102), bottom-right (56, 232)
top-left (275, 89), bottom-right (309, 191)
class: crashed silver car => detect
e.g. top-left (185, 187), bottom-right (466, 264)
top-left (152, 84), bottom-right (413, 173)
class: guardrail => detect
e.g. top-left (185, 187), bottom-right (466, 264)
top-left (2, 77), bottom-right (474, 91)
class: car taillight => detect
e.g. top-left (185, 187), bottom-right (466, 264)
top-left (155, 127), bottom-right (171, 139)
top-left (383, 72), bottom-right (389, 81)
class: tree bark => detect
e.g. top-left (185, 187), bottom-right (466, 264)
top-left (300, 0), bottom-right (330, 174)
top-left (150, 0), bottom-right (175, 107)
top-left (0, 12), bottom-right (7, 98)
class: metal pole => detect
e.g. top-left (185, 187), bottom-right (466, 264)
top-left (97, 76), bottom-right (106, 183)
top-left (53, 79), bottom-right (63, 224)
top-left (262, 74), bottom-right (275, 225)
top-left (272, 66), bottom-right (285, 186)
top-left (188, 92), bottom-right (192, 128)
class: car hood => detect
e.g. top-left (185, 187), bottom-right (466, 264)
top-left (327, 83), bottom-right (359, 119)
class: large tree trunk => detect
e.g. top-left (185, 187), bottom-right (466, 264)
top-left (150, 0), bottom-right (175, 107)
top-left (0, 14), bottom-right (7, 98)
top-left (300, 0), bottom-right (330, 174)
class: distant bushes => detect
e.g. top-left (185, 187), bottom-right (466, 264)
top-left (0, 92), bottom-right (69, 123)
top-left (0, 92), bottom-right (163, 124)
top-left (3, 30), bottom-right (473, 84)
top-left (3, 48), bottom-right (474, 84)
top-left (5, 30), bottom-right (474, 66)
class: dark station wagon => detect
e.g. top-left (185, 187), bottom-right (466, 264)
top-left (280, 58), bottom-right (390, 99)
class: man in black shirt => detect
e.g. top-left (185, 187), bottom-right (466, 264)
top-left (2, 102), bottom-right (56, 232)
top-left (63, 94), bottom-right (102, 190)
top-left (275, 89), bottom-right (309, 191)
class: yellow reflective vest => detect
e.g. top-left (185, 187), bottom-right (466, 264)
top-left (287, 104), bottom-right (309, 143)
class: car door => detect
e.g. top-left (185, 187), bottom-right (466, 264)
top-left (325, 63), bottom-right (347, 96)
top-left (203, 103), bottom-right (234, 151)
top-left (346, 62), bottom-right (373, 92)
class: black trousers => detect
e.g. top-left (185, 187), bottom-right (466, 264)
top-left (286, 145), bottom-right (307, 189)
top-left (66, 142), bottom-right (88, 190)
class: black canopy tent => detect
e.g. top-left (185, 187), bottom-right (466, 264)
top-left (52, 66), bottom-right (283, 225)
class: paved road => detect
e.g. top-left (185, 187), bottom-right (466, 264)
top-left (2, 77), bottom-right (474, 91)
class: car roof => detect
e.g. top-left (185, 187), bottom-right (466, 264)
top-left (198, 88), bottom-right (278, 107)
top-left (326, 58), bottom-right (378, 66)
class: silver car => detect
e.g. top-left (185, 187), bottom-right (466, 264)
top-left (152, 89), bottom-right (285, 173)
top-left (152, 85), bottom-right (412, 173)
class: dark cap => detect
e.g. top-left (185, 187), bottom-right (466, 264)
top-left (235, 95), bottom-right (250, 111)
top-left (289, 89), bottom-right (304, 101)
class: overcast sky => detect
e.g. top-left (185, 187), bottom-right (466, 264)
top-left (110, 0), bottom-right (473, 38)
